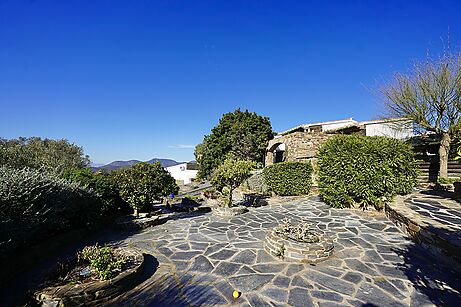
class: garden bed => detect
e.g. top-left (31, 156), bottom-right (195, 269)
top-left (35, 247), bottom-right (145, 306)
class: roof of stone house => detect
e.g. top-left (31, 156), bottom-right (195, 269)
top-left (277, 117), bottom-right (411, 136)
top-left (278, 118), bottom-right (357, 135)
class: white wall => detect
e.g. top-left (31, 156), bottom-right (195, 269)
top-left (322, 120), bottom-right (357, 132)
top-left (166, 163), bottom-right (198, 185)
top-left (365, 121), bottom-right (414, 139)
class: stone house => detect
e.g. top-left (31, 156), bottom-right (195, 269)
top-left (265, 118), bottom-right (414, 166)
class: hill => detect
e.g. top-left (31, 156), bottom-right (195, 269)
top-left (90, 158), bottom-right (181, 172)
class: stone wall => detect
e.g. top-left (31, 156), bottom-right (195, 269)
top-left (265, 132), bottom-right (332, 166)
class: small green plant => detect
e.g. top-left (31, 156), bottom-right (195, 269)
top-left (437, 177), bottom-right (457, 184)
top-left (263, 162), bottom-right (313, 196)
top-left (80, 244), bottom-right (125, 281)
top-left (275, 244), bottom-right (285, 259)
top-left (211, 158), bottom-right (256, 207)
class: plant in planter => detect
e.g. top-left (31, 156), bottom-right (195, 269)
top-left (211, 158), bottom-right (256, 207)
top-left (79, 244), bottom-right (126, 281)
top-left (275, 218), bottom-right (320, 243)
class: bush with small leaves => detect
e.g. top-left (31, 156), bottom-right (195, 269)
top-left (317, 135), bottom-right (418, 210)
top-left (211, 158), bottom-right (256, 207)
top-left (263, 162), bottom-right (313, 196)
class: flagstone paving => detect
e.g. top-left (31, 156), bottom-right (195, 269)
top-left (111, 196), bottom-right (461, 306)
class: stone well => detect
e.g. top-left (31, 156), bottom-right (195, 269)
top-left (265, 229), bottom-right (334, 263)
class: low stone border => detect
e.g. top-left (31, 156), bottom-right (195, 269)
top-left (115, 214), bottom-right (160, 230)
top-left (264, 229), bottom-right (334, 263)
top-left (35, 248), bottom-right (145, 306)
top-left (211, 205), bottom-right (249, 217)
top-left (386, 195), bottom-right (461, 273)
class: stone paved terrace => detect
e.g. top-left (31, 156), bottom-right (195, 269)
top-left (107, 196), bottom-right (461, 306)
top-left (386, 191), bottom-right (461, 276)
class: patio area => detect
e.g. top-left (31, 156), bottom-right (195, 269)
top-left (108, 196), bottom-right (461, 306)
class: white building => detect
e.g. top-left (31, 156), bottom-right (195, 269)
top-left (166, 162), bottom-right (198, 185)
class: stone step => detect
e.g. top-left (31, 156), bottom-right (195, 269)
top-left (385, 194), bottom-right (461, 273)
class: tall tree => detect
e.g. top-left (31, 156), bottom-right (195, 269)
top-left (380, 52), bottom-right (461, 178)
top-left (196, 109), bottom-right (273, 179)
top-left (0, 137), bottom-right (89, 173)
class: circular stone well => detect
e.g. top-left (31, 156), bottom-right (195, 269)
top-left (264, 229), bottom-right (334, 263)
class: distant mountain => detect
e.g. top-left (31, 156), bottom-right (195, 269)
top-left (90, 158), bottom-right (181, 172)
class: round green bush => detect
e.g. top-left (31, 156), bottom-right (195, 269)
top-left (263, 162), bottom-right (313, 196)
top-left (317, 135), bottom-right (418, 209)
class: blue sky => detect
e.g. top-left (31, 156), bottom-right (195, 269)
top-left (1, 0), bottom-right (460, 164)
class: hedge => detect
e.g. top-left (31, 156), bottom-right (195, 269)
top-left (263, 162), bottom-right (313, 196)
top-left (317, 135), bottom-right (418, 209)
top-left (0, 166), bottom-right (101, 258)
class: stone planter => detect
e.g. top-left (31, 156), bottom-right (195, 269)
top-left (35, 248), bottom-right (145, 306)
top-left (264, 229), bottom-right (334, 263)
top-left (115, 214), bottom-right (160, 230)
top-left (211, 205), bottom-right (248, 217)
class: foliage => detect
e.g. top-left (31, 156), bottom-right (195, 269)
top-left (196, 109), bottom-right (273, 179)
top-left (263, 162), bottom-right (313, 196)
top-left (380, 51), bottom-right (461, 178)
top-left (0, 166), bottom-right (100, 258)
top-left (0, 137), bottom-right (89, 174)
top-left (61, 168), bottom-right (128, 213)
top-left (114, 162), bottom-right (178, 216)
top-left (211, 158), bottom-right (256, 207)
top-left (437, 177), bottom-right (457, 184)
top-left (80, 244), bottom-right (125, 281)
top-left (242, 171), bottom-right (270, 195)
top-left (317, 135), bottom-right (418, 210)
top-left (275, 218), bottom-right (319, 243)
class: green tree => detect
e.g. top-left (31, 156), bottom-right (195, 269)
top-left (0, 137), bottom-right (89, 173)
top-left (211, 158), bottom-right (256, 207)
top-left (114, 162), bottom-right (178, 217)
top-left (196, 109), bottom-right (273, 178)
top-left (380, 51), bottom-right (461, 178)
top-left (61, 168), bottom-right (126, 213)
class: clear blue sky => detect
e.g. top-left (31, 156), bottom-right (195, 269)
top-left (1, 0), bottom-right (460, 164)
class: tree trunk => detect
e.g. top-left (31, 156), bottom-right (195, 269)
top-left (227, 189), bottom-right (233, 208)
top-left (134, 207), bottom-right (139, 218)
top-left (439, 132), bottom-right (451, 179)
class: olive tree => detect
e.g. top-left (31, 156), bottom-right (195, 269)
top-left (211, 158), bottom-right (256, 207)
top-left (380, 52), bottom-right (461, 178)
top-left (114, 162), bottom-right (178, 217)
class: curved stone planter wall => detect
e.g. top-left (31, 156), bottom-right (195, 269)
top-left (35, 248), bottom-right (145, 306)
top-left (265, 230), bottom-right (334, 263)
top-left (211, 206), bottom-right (248, 217)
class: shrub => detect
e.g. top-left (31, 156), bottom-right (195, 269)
top-left (80, 244), bottom-right (125, 280)
top-left (0, 166), bottom-right (100, 258)
top-left (0, 137), bottom-right (89, 173)
top-left (114, 162), bottom-right (179, 217)
top-left (263, 162), bottom-right (313, 196)
top-left (243, 170), bottom-right (270, 195)
top-left (317, 135), bottom-right (418, 209)
top-left (211, 158), bottom-right (256, 207)
top-left (61, 168), bottom-right (128, 214)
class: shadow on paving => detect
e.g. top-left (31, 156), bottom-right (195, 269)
top-left (419, 189), bottom-right (461, 204)
top-left (0, 227), bottom-right (141, 306)
top-left (393, 242), bottom-right (461, 306)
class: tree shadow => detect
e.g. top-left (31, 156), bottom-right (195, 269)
top-left (392, 240), bottom-right (461, 306)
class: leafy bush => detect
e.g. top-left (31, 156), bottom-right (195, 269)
top-left (80, 244), bottom-right (125, 280)
top-left (61, 168), bottom-right (128, 214)
top-left (317, 135), bottom-right (418, 209)
top-left (211, 158), bottom-right (256, 207)
top-left (0, 166), bottom-right (100, 258)
top-left (0, 137), bottom-right (89, 173)
top-left (263, 162), bottom-right (313, 196)
top-left (243, 170), bottom-right (270, 195)
top-left (114, 162), bottom-right (179, 217)
top-left (437, 177), bottom-right (457, 184)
